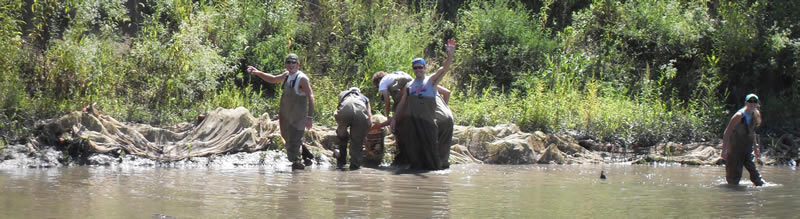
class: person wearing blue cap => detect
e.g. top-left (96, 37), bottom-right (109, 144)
top-left (393, 39), bottom-right (457, 170)
top-left (333, 87), bottom-right (373, 169)
top-left (721, 93), bottom-right (765, 186)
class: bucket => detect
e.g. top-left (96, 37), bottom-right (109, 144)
top-left (363, 127), bottom-right (385, 166)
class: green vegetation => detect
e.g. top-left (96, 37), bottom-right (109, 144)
top-left (1, 0), bottom-right (798, 148)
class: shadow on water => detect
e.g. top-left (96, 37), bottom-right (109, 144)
top-left (717, 180), bottom-right (780, 192)
top-left (720, 184), bottom-right (749, 192)
top-left (336, 164), bottom-right (433, 178)
top-left (391, 169), bottom-right (432, 178)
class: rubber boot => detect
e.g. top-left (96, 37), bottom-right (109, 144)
top-left (337, 136), bottom-right (349, 169)
top-left (301, 144), bottom-right (314, 166)
top-left (291, 160), bottom-right (305, 170)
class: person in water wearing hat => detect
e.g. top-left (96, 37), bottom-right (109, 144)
top-left (247, 53), bottom-right (316, 170)
top-left (721, 93), bottom-right (765, 186)
top-left (393, 39), bottom-right (457, 170)
top-left (334, 87), bottom-right (373, 170)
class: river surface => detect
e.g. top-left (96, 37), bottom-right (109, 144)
top-left (1, 164), bottom-right (797, 218)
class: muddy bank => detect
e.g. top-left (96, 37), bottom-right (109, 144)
top-left (1, 107), bottom-right (798, 168)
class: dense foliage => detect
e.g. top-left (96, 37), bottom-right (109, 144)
top-left (1, 0), bottom-right (798, 148)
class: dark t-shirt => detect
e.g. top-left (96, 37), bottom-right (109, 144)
top-left (339, 90), bottom-right (369, 105)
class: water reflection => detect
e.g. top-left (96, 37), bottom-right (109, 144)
top-left (387, 170), bottom-right (450, 218)
top-left (276, 171), bottom-right (307, 218)
top-left (0, 165), bottom-right (797, 218)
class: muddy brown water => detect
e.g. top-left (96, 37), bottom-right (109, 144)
top-left (1, 164), bottom-right (797, 218)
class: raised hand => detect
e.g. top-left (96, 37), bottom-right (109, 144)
top-left (445, 39), bottom-right (456, 54)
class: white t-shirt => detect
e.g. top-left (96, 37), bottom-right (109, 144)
top-left (285, 71), bottom-right (308, 96)
top-left (378, 73), bottom-right (397, 92)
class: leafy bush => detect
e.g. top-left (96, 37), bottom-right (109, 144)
top-left (455, 0), bottom-right (557, 92)
top-left (0, 0), bottom-right (25, 113)
top-left (712, 1), bottom-right (762, 88)
top-left (361, 3), bottom-right (438, 97)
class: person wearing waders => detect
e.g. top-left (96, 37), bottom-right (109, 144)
top-left (721, 94), bottom-right (765, 186)
top-left (394, 39), bottom-right (456, 170)
top-left (370, 71), bottom-right (450, 166)
top-left (334, 87), bottom-right (373, 170)
top-left (247, 54), bottom-right (316, 170)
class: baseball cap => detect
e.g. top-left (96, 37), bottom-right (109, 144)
top-left (745, 93), bottom-right (759, 103)
top-left (285, 53), bottom-right (299, 63)
top-left (412, 57), bottom-right (425, 66)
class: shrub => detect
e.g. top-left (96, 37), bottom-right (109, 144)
top-left (361, 3), bottom-right (438, 97)
top-left (455, 0), bottom-right (557, 92)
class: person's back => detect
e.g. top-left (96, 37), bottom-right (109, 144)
top-left (381, 71), bottom-right (413, 111)
top-left (334, 87), bottom-right (372, 169)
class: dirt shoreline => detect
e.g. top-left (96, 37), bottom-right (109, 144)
top-left (1, 108), bottom-right (797, 168)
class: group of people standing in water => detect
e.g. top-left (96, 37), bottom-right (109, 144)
top-left (247, 39), bottom-right (456, 171)
top-left (246, 38), bottom-right (766, 185)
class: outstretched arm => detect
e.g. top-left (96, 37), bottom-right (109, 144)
top-left (374, 91), bottom-right (392, 129)
top-left (429, 39), bottom-right (456, 87)
top-left (382, 91), bottom-right (392, 118)
top-left (391, 87), bottom-right (409, 133)
top-left (247, 66), bottom-right (288, 84)
top-left (366, 101), bottom-right (373, 128)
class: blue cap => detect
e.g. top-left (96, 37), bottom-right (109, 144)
top-left (745, 93), bottom-right (759, 102)
top-left (412, 58), bottom-right (426, 66)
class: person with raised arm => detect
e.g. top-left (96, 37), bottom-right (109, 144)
top-left (248, 53), bottom-right (316, 170)
top-left (393, 39), bottom-right (456, 170)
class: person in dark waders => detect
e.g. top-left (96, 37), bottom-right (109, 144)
top-left (334, 87), bottom-right (373, 170)
top-left (370, 70), bottom-right (451, 167)
top-left (393, 39), bottom-right (456, 170)
top-left (248, 53), bottom-right (316, 170)
top-left (721, 93), bottom-right (765, 186)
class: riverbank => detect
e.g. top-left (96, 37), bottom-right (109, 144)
top-left (1, 107), bottom-right (798, 168)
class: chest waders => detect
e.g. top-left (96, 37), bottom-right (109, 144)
top-left (725, 117), bottom-right (764, 186)
top-left (334, 95), bottom-right (371, 169)
top-left (434, 95), bottom-right (454, 169)
top-left (280, 74), bottom-right (310, 164)
top-left (396, 94), bottom-right (442, 170)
